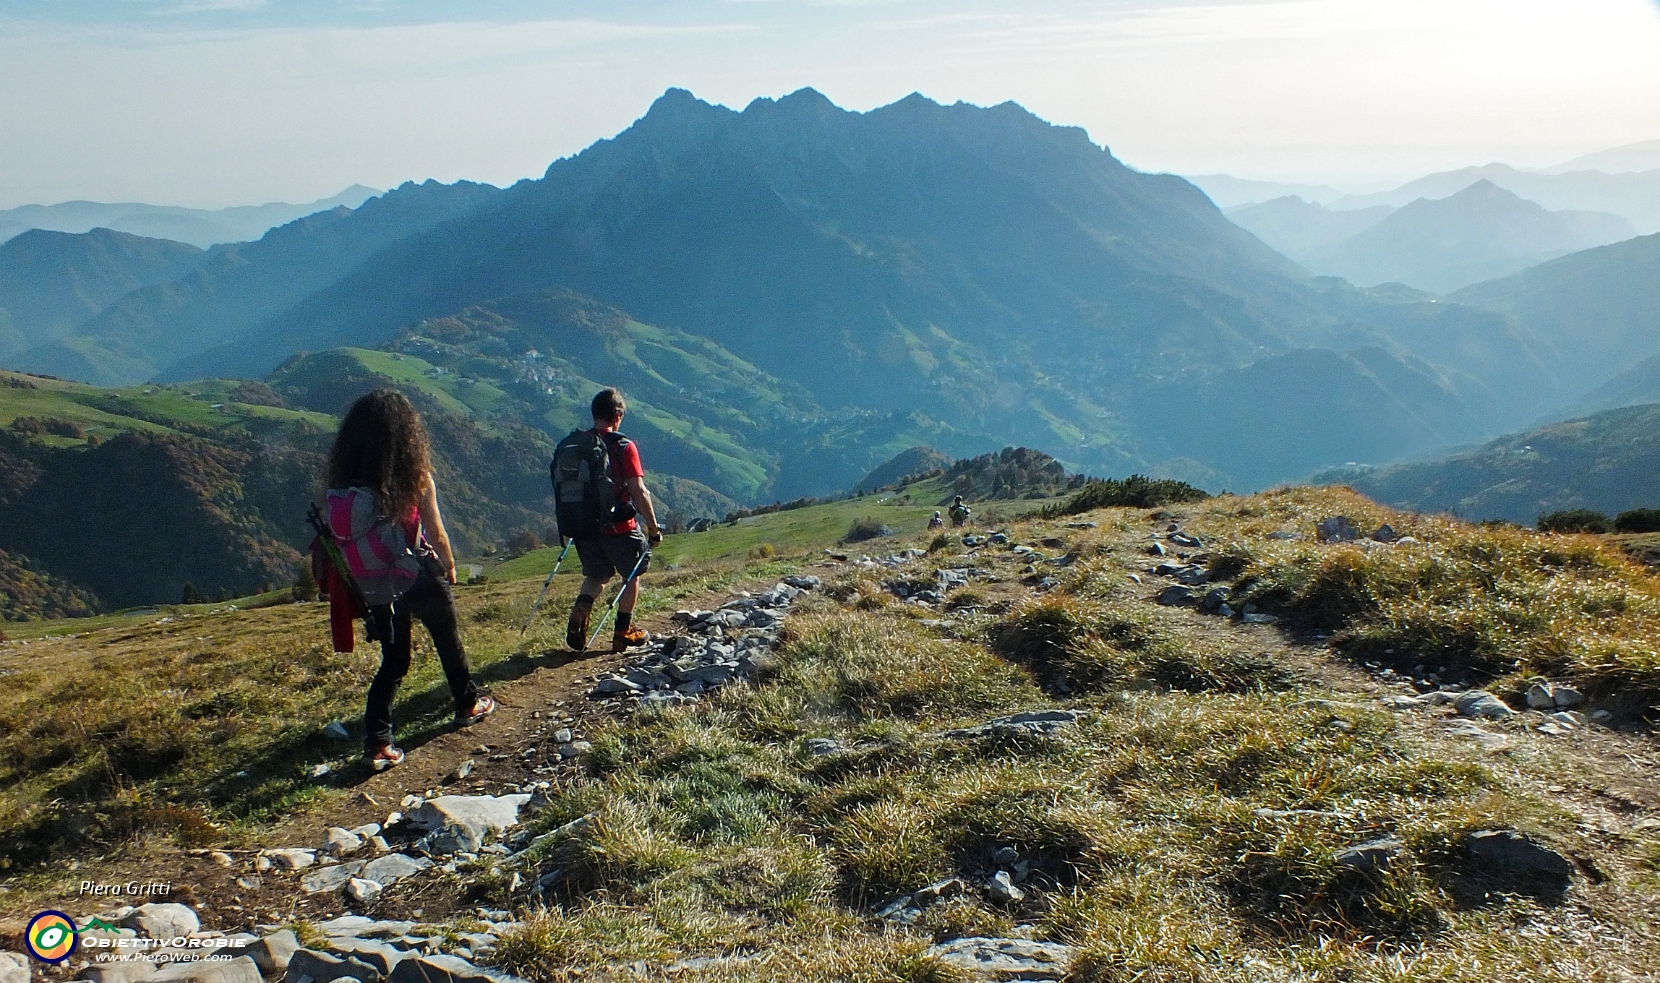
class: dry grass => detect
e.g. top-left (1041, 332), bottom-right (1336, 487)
top-left (7, 484), bottom-right (1660, 981)
top-left (489, 525), bottom-right (1658, 981)
top-left (1175, 487), bottom-right (1660, 711)
top-left (0, 554), bottom-right (800, 873)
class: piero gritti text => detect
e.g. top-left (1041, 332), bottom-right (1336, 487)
top-left (79, 881), bottom-right (172, 897)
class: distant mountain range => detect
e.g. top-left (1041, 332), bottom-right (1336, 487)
top-left (1566, 355), bottom-right (1660, 417)
top-left (1326, 163), bottom-right (1660, 234)
top-left (1546, 139), bottom-right (1660, 175)
top-left (0, 186), bottom-right (380, 248)
top-left (1297, 181), bottom-right (1633, 294)
top-left (1224, 196), bottom-right (1394, 260)
top-left (0, 88), bottom-right (1642, 497)
top-left (1184, 174), bottom-right (1344, 209)
top-left (11, 180), bottom-right (502, 386)
top-left (1325, 402), bottom-right (1660, 525)
top-left (0, 228), bottom-right (202, 357)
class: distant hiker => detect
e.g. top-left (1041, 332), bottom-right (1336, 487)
top-left (928, 510), bottom-right (944, 530)
top-left (554, 388), bottom-right (663, 653)
top-left (325, 388), bottom-right (495, 772)
top-left (949, 495), bottom-right (972, 527)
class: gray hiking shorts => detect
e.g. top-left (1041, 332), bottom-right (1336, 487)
top-left (575, 529), bottom-right (651, 582)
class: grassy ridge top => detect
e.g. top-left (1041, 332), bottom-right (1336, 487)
top-left (2, 483), bottom-right (1657, 981)
top-left (0, 369), bottom-right (334, 444)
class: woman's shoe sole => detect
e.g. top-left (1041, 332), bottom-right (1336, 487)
top-left (456, 695), bottom-right (497, 727)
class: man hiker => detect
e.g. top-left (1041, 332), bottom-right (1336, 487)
top-left (928, 510), bottom-right (944, 530)
top-left (561, 388), bottom-right (663, 652)
top-left (949, 495), bottom-right (972, 527)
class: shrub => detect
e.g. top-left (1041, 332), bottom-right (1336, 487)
top-left (507, 528), bottom-right (543, 554)
top-left (291, 564), bottom-right (318, 603)
top-left (1039, 475), bottom-right (1209, 517)
top-left (749, 543), bottom-right (776, 560)
top-left (8, 416), bottom-right (85, 439)
top-left (1538, 509), bottom-right (1612, 534)
top-left (926, 533), bottom-right (950, 553)
top-left (843, 517), bottom-right (891, 543)
top-left (1615, 508), bottom-right (1660, 534)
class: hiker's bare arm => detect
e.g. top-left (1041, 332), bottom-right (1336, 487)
top-left (625, 475), bottom-right (661, 542)
top-left (418, 473), bottom-right (458, 582)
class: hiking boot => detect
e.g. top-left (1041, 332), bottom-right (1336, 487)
top-left (566, 598), bottom-right (594, 651)
top-left (367, 744), bottom-right (405, 772)
top-left (456, 694), bottom-right (497, 727)
top-left (612, 626), bottom-right (649, 653)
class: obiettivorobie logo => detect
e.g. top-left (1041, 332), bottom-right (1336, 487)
top-left (26, 910), bottom-right (78, 963)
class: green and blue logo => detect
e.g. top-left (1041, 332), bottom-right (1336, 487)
top-left (25, 910), bottom-right (77, 963)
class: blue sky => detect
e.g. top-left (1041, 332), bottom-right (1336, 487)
top-left (1, 0), bottom-right (1657, 208)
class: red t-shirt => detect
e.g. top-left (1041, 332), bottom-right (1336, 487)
top-left (594, 429), bottom-right (644, 535)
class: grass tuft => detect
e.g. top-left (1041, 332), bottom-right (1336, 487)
top-left (992, 596), bottom-right (1289, 694)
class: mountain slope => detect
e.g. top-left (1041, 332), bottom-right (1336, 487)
top-left (3, 89), bottom-right (1578, 491)
top-left (1123, 346), bottom-right (1496, 489)
top-left (1449, 232), bottom-right (1660, 395)
top-left (267, 292), bottom-right (993, 501)
top-left (1567, 355), bottom-right (1660, 416)
top-left (19, 181), bottom-right (503, 385)
top-left (1330, 163), bottom-right (1660, 234)
top-left (175, 87), bottom-right (1318, 416)
top-left (856, 446), bottom-right (953, 493)
top-left (1225, 196), bottom-right (1394, 262)
top-left (1185, 174), bottom-right (1343, 208)
top-left (151, 88), bottom-right (1554, 488)
top-left (0, 228), bottom-right (201, 356)
top-left (0, 186), bottom-right (380, 248)
top-left (1333, 403), bottom-right (1660, 524)
top-left (1313, 181), bottom-right (1635, 293)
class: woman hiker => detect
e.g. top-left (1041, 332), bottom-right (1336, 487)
top-left (324, 388), bottom-right (496, 771)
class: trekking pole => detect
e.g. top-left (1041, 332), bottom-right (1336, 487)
top-left (520, 539), bottom-right (573, 638)
top-left (584, 548), bottom-right (651, 651)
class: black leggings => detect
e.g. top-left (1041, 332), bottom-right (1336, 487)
top-left (364, 560), bottom-right (479, 750)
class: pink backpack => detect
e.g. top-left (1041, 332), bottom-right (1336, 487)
top-left (326, 487), bottom-right (423, 605)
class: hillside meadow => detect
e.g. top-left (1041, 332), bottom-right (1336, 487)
top-left (0, 484), bottom-right (1655, 982)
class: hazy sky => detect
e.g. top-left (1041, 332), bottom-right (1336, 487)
top-left (1, 0), bottom-right (1658, 208)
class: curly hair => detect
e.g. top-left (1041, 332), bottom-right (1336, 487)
top-left (325, 389), bottom-right (432, 516)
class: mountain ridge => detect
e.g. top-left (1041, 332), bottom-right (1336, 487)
top-left (1330, 402), bottom-right (1660, 525)
top-left (0, 186), bottom-right (381, 248)
top-left (0, 228), bottom-right (202, 357)
top-left (1313, 180), bottom-right (1635, 293)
